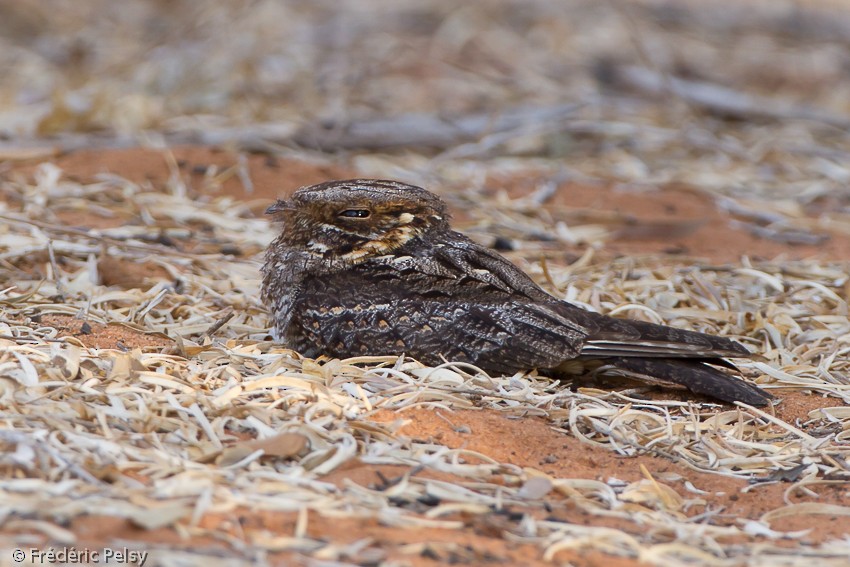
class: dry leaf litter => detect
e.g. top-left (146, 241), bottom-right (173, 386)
top-left (0, 161), bottom-right (848, 565)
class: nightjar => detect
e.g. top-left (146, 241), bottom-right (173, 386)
top-left (261, 179), bottom-right (771, 406)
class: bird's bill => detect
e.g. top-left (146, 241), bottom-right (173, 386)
top-left (266, 200), bottom-right (293, 215)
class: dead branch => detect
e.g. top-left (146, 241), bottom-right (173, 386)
top-left (0, 213), bottom-right (200, 260)
top-left (641, 1), bottom-right (850, 45)
top-left (601, 64), bottom-right (850, 129)
top-left (729, 220), bottom-right (829, 246)
top-left (202, 308), bottom-right (235, 339)
top-left (291, 103), bottom-right (585, 151)
top-left (0, 104), bottom-right (585, 155)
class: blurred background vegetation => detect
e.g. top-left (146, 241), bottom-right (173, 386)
top-left (3, 0), bottom-right (850, 206)
top-left (2, 0), bottom-right (848, 135)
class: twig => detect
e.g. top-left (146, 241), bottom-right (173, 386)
top-left (715, 196), bottom-right (789, 225)
top-left (0, 122), bottom-right (296, 154)
top-left (642, 0), bottom-right (850, 44)
top-left (0, 105), bottom-right (585, 155)
top-left (728, 219), bottom-right (829, 246)
top-left (133, 288), bottom-right (171, 323)
top-left (293, 103), bottom-right (585, 151)
top-left (46, 240), bottom-right (67, 300)
top-left (601, 64), bottom-right (850, 129)
top-left (0, 213), bottom-right (199, 260)
top-left (0, 430), bottom-right (102, 485)
top-left (236, 154), bottom-right (254, 195)
top-left (527, 180), bottom-right (560, 208)
top-left (0, 334), bottom-right (67, 344)
top-left (202, 308), bottom-right (235, 339)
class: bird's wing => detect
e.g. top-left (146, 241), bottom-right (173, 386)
top-left (415, 233), bottom-right (751, 359)
top-left (339, 234), bottom-right (751, 363)
top-left (295, 249), bottom-right (592, 373)
top-left (397, 230), bottom-right (559, 302)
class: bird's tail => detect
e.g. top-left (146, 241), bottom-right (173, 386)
top-left (603, 357), bottom-right (772, 406)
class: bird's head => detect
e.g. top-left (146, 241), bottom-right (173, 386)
top-left (267, 179), bottom-right (449, 264)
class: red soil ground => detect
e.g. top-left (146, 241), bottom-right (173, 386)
top-left (2, 146), bottom-right (848, 566)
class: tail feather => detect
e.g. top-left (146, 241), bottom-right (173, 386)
top-left (605, 357), bottom-right (772, 406)
top-left (581, 340), bottom-right (746, 358)
top-left (551, 303), bottom-right (770, 405)
top-left (581, 315), bottom-right (751, 359)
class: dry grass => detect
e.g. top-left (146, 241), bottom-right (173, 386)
top-left (1, 162), bottom-right (849, 564)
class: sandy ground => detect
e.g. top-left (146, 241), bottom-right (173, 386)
top-left (2, 146), bottom-right (849, 566)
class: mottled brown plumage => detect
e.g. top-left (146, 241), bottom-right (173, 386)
top-left (261, 179), bottom-right (772, 406)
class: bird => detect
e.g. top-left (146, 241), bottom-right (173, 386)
top-left (261, 179), bottom-right (772, 406)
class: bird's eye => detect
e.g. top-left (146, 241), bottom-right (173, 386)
top-left (339, 209), bottom-right (371, 218)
